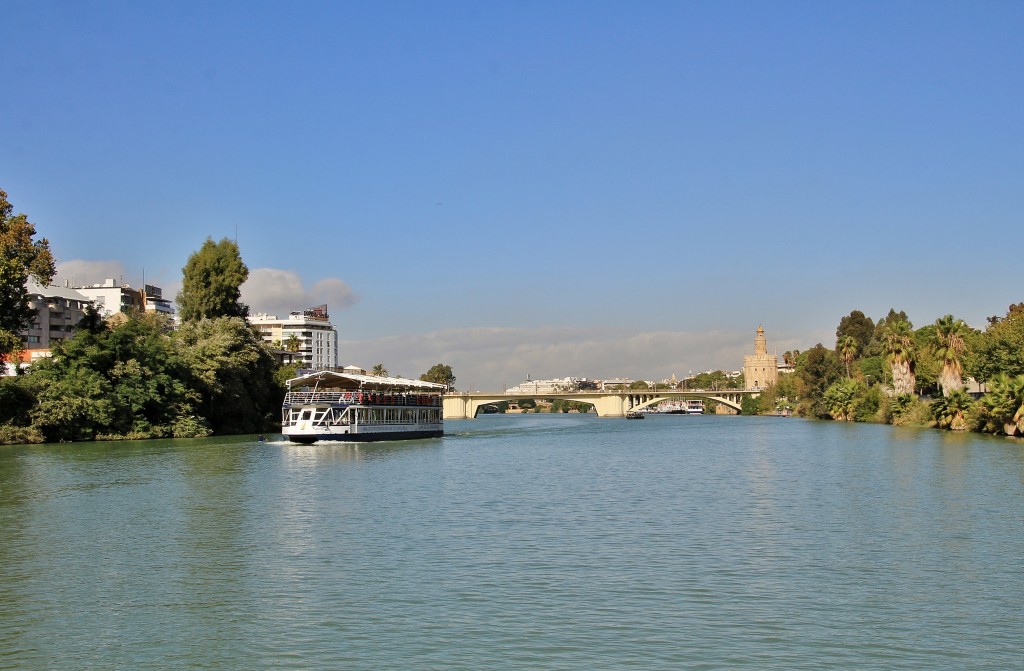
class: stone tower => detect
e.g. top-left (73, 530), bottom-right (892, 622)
top-left (743, 325), bottom-right (778, 390)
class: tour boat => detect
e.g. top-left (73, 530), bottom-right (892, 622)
top-left (282, 370), bottom-right (446, 443)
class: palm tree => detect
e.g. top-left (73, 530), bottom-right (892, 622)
top-left (883, 319), bottom-right (916, 395)
top-left (285, 334), bottom-right (301, 353)
top-left (823, 378), bottom-right (861, 421)
top-left (837, 335), bottom-right (858, 379)
top-left (980, 373), bottom-right (1024, 436)
top-left (371, 363), bottom-right (389, 377)
top-left (931, 388), bottom-right (973, 431)
top-left (932, 314), bottom-right (968, 396)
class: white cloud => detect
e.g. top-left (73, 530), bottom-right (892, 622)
top-left (242, 268), bottom-right (358, 317)
top-left (340, 326), bottom-right (815, 391)
top-left (52, 259), bottom-right (182, 300)
top-left (53, 259), bottom-right (129, 287)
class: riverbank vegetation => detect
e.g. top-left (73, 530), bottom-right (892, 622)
top-left (1, 190), bottom-right (456, 445)
top-left (749, 306), bottom-right (1024, 437)
top-left (1, 237), bottom-right (283, 444)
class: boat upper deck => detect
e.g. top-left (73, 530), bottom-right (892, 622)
top-left (283, 390), bottom-right (441, 406)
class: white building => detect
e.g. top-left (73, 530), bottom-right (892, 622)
top-left (68, 278), bottom-right (175, 319)
top-left (600, 377), bottom-right (635, 389)
top-left (250, 306), bottom-right (339, 370)
top-left (72, 278), bottom-right (144, 317)
top-left (22, 280), bottom-right (92, 349)
top-left (505, 377), bottom-right (591, 394)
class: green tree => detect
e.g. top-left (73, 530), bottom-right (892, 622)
top-left (29, 366), bottom-right (114, 441)
top-left (823, 378), bottom-right (863, 421)
top-left (931, 315), bottom-right (970, 396)
top-left (285, 334), bottom-right (301, 353)
top-left (688, 370), bottom-right (734, 390)
top-left (76, 303), bottom-right (107, 335)
top-left (796, 344), bottom-right (843, 416)
top-left (911, 325), bottom-right (940, 396)
top-left (836, 335), bottom-right (858, 379)
top-left (977, 373), bottom-right (1024, 436)
top-left (836, 310), bottom-right (874, 353)
top-left (174, 317), bottom-right (281, 434)
top-left (0, 188), bottom-right (56, 359)
top-left (931, 388), bottom-right (974, 431)
top-left (740, 394), bottom-right (763, 415)
top-left (882, 318), bottom-right (916, 395)
top-left (0, 375), bottom-right (37, 426)
top-left (854, 384), bottom-right (884, 422)
top-left (26, 313), bottom-right (200, 440)
top-left (420, 363), bottom-right (455, 389)
top-left (966, 303), bottom-right (1024, 384)
top-left (274, 362), bottom-right (301, 388)
top-left (371, 363), bottom-right (389, 377)
top-left (858, 355), bottom-right (885, 387)
top-left (177, 237), bottom-right (249, 322)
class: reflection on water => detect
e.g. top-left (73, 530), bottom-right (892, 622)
top-left (279, 438), bottom-right (444, 466)
top-left (1, 418), bottom-right (1022, 670)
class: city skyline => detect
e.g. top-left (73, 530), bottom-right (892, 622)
top-left (4, 2), bottom-right (1022, 390)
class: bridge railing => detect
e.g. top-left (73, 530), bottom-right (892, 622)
top-left (445, 388), bottom-right (751, 396)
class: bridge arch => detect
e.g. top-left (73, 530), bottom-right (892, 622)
top-left (443, 390), bottom-right (753, 419)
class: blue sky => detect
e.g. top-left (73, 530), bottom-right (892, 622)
top-left (3, 1), bottom-right (1022, 389)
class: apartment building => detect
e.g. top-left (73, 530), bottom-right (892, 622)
top-left (21, 280), bottom-right (92, 349)
top-left (250, 305), bottom-right (339, 370)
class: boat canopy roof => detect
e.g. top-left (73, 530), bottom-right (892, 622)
top-left (286, 370), bottom-right (447, 392)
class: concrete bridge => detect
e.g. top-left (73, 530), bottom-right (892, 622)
top-left (443, 389), bottom-right (759, 419)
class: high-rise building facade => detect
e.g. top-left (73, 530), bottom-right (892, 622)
top-left (250, 305), bottom-right (339, 370)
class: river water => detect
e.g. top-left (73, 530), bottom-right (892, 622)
top-left (1, 414), bottom-right (1021, 670)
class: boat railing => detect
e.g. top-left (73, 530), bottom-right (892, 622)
top-left (284, 391), bottom-right (441, 406)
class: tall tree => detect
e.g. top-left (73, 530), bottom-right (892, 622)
top-left (177, 237), bottom-right (249, 322)
top-left (174, 317), bottom-right (280, 434)
top-left (931, 315), bottom-right (970, 396)
top-left (420, 363), bottom-right (456, 389)
top-left (966, 303), bottom-right (1024, 384)
top-left (836, 335), bottom-right (858, 379)
top-left (836, 310), bottom-right (874, 352)
top-left (797, 344), bottom-right (843, 400)
top-left (0, 188), bottom-right (56, 358)
top-left (371, 363), bottom-right (389, 377)
top-left (883, 318), bottom-right (917, 395)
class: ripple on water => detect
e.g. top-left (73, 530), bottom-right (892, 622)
top-left (1, 418), bottom-right (1022, 669)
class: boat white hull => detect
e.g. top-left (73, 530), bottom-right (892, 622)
top-left (284, 423), bottom-right (443, 443)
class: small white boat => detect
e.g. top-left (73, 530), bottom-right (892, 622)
top-left (282, 370), bottom-right (445, 443)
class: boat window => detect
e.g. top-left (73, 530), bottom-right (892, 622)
top-left (300, 410), bottom-right (312, 421)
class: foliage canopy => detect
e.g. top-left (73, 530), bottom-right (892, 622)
top-left (177, 237), bottom-right (250, 322)
top-left (420, 363), bottom-right (456, 389)
top-left (0, 188), bottom-right (56, 358)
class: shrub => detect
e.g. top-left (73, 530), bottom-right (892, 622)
top-left (0, 424), bottom-right (45, 444)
